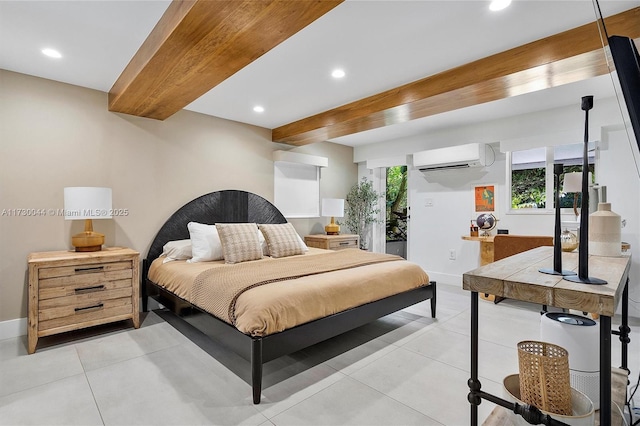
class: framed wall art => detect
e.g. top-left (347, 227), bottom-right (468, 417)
top-left (474, 185), bottom-right (495, 212)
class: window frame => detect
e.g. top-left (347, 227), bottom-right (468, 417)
top-left (506, 143), bottom-right (597, 215)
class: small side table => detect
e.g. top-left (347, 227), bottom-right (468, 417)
top-left (28, 247), bottom-right (140, 353)
top-left (461, 235), bottom-right (495, 266)
top-left (462, 235), bottom-right (496, 301)
top-left (304, 234), bottom-right (359, 251)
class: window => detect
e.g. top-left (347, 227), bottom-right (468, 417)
top-left (274, 162), bottom-right (320, 217)
top-left (273, 150), bottom-right (328, 218)
top-left (510, 147), bottom-right (547, 209)
top-left (554, 144), bottom-right (595, 209)
top-left (508, 142), bottom-right (596, 212)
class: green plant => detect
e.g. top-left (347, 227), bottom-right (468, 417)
top-left (511, 167), bottom-right (546, 209)
top-left (386, 166), bottom-right (407, 242)
top-left (340, 177), bottom-right (380, 249)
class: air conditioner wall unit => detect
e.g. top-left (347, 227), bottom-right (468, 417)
top-left (413, 143), bottom-right (486, 171)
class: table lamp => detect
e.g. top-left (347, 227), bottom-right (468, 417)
top-left (64, 187), bottom-right (112, 252)
top-left (562, 172), bottom-right (582, 220)
top-left (322, 198), bottom-right (344, 235)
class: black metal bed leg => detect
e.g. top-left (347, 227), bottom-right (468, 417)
top-left (142, 283), bottom-right (149, 312)
top-left (141, 259), bottom-right (149, 312)
top-left (429, 281), bottom-right (437, 318)
top-left (251, 338), bottom-right (263, 404)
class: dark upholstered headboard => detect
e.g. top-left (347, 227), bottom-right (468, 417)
top-left (145, 190), bottom-right (286, 263)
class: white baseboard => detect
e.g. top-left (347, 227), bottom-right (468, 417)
top-left (0, 317), bottom-right (27, 340)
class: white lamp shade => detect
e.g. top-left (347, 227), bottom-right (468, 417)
top-left (562, 172), bottom-right (591, 193)
top-left (321, 198), bottom-right (344, 217)
top-left (64, 187), bottom-right (112, 220)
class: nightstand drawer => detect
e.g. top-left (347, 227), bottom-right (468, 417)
top-left (39, 273), bottom-right (133, 300)
top-left (39, 297), bottom-right (133, 332)
top-left (39, 284), bottom-right (133, 318)
top-left (304, 234), bottom-right (360, 251)
top-left (329, 239), bottom-right (358, 250)
top-left (38, 261), bottom-right (132, 279)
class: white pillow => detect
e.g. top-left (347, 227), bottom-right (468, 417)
top-left (186, 222), bottom-right (224, 263)
top-left (297, 233), bottom-right (309, 252)
top-left (258, 229), bottom-right (269, 256)
top-left (161, 239), bottom-right (192, 263)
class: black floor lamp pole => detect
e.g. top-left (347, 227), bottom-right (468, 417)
top-left (564, 96), bottom-right (607, 285)
top-left (540, 163), bottom-right (576, 276)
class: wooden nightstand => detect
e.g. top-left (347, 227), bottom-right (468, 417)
top-left (304, 234), bottom-right (359, 251)
top-left (27, 247), bottom-right (140, 354)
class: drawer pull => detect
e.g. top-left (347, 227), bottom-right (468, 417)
top-left (74, 303), bottom-right (104, 313)
top-left (74, 285), bottom-right (105, 294)
top-left (74, 266), bottom-right (104, 274)
top-left (339, 242), bottom-right (351, 246)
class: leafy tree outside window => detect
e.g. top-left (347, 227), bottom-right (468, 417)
top-left (386, 166), bottom-right (407, 241)
top-left (511, 167), bottom-right (547, 209)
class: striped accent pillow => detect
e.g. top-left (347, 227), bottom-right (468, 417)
top-left (259, 223), bottom-right (304, 258)
top-left (215, 223), bottom-right (263, 264)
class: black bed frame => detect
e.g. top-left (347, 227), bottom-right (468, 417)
top-left (142, 190), bottom-right (436, 404)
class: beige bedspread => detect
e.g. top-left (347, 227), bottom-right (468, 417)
top-left (149, 248), bottom-right (430, 337)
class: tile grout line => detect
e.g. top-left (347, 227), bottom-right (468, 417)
top-left (75, 344), bottom-right (106, 425)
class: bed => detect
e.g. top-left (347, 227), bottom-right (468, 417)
top-left (142, 190), bottom-right (436, 404)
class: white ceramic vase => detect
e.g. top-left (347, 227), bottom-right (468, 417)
top-left (588, 203), bottom-right (621, 257)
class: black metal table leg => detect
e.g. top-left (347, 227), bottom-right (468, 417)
top-left (469, 291), bottom-right (481, 426)
top-left (600, 314), bottom-right (612, 425)
top-left (620, 279), bottom-right (630, 372)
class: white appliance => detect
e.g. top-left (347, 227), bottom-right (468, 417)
top-left (412, 142), bottom-right (486, 171)
top-left (540, 312), bottom-right (600, 409)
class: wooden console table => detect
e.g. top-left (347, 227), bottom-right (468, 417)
top-left (463, 246), bottom-right (631, 426)
top-left (461, 235), bottom-right (495, 265)
top-left (462, 235), bottom-right (496, 301)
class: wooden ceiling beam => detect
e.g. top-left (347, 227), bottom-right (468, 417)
top-left (272, 7), bottom-right (640, 146)
top-left (108, 0), bottom-right (343, 120)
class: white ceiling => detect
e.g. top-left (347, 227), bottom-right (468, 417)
top-left (0, 0), bottom-right (636, 147)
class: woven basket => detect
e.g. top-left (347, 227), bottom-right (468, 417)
top-left (517, 340), bottom-right (572, 415)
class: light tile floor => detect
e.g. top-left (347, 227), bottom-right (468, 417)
top-left (1, 284), bottom-right (638, 426)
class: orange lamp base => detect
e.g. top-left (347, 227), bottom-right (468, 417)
top-left (325, 217), bottom-right (340, 235)
top-left (71, 219), bottom-right (104, 252)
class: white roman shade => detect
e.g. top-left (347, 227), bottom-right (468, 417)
top-left (273, 150), bottom-right (328, 218)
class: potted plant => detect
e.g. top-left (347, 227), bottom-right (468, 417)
top-left (341, 177), bottom-right (380, 250)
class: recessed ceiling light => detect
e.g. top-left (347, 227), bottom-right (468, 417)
top-left (253, 105), bottom-right (265, 113)
top-left (489, 0), bottom-right (511, 11)
top-left (331, 69), bottom-right (346, 79)
top-left (41, 48), bottom-right (62, 59)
